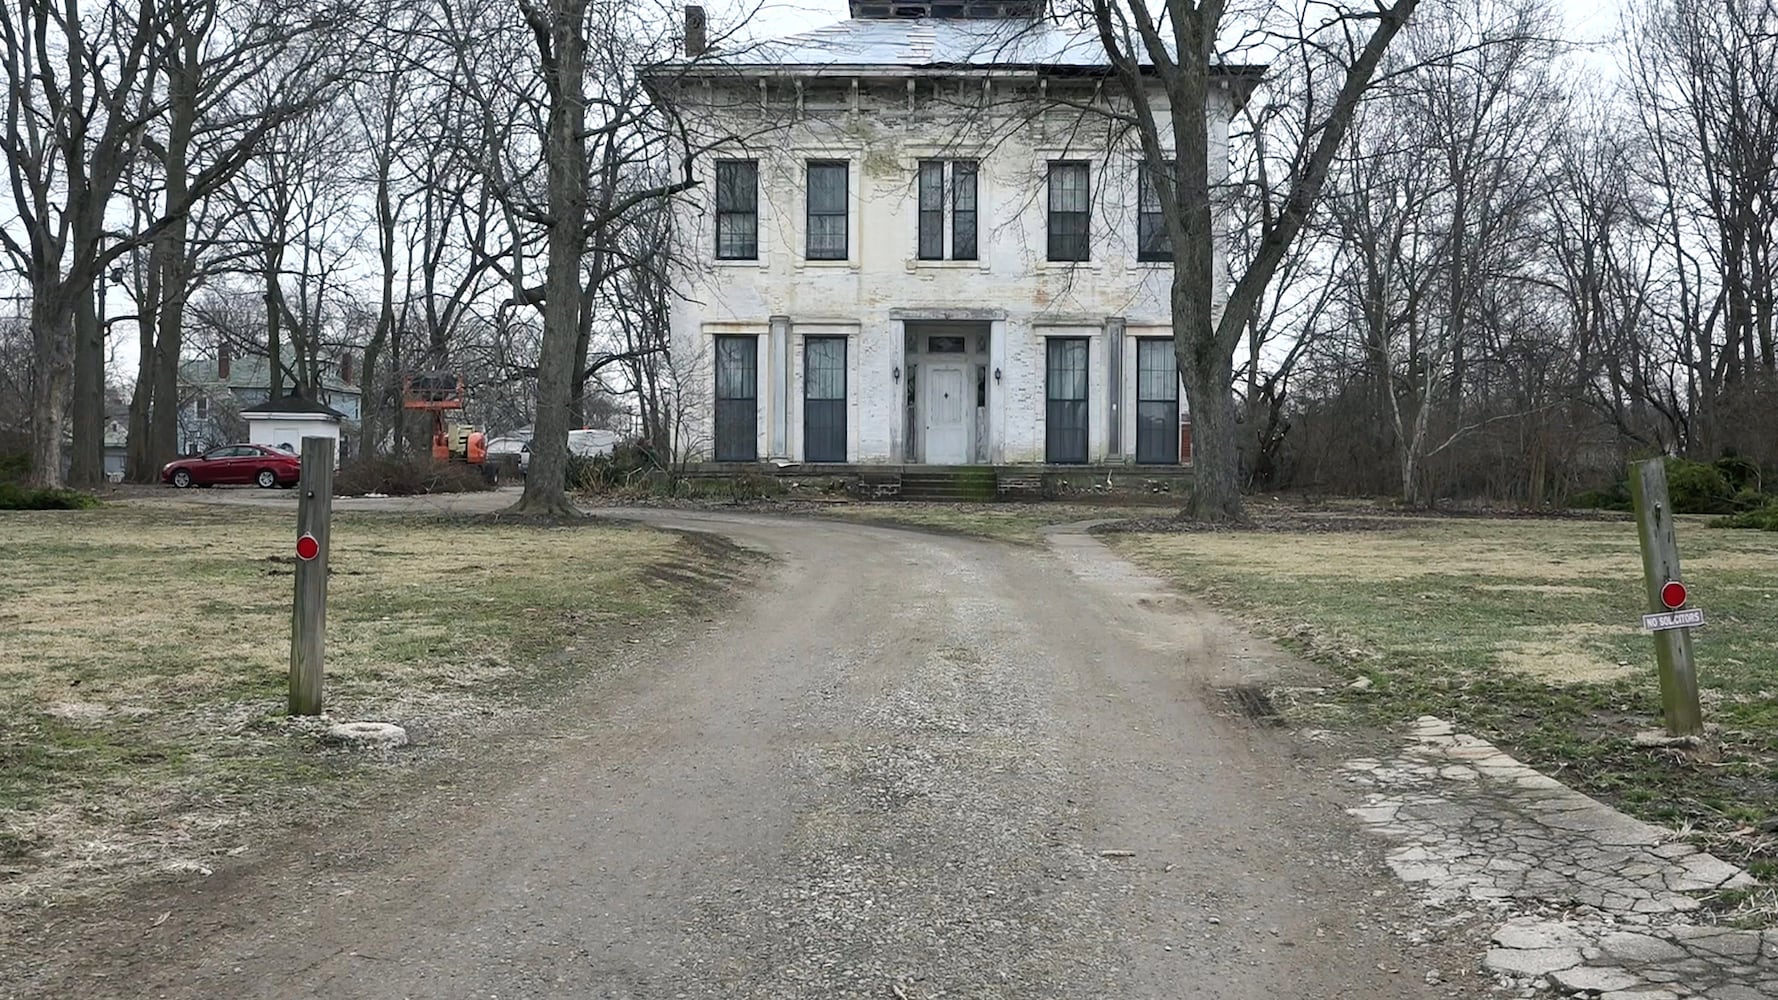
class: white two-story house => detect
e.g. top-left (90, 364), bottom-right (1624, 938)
top-left (653, 1), bottom-right (1253, 467)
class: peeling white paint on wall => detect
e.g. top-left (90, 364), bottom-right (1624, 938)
top-left (658, 16), bottom-right (1238, 465)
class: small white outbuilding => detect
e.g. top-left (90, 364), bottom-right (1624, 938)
top-left (240, 391), bottom-right (348, 462)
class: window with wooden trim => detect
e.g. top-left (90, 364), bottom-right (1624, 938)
top-left (1136, 338), bottom-right (1180, 463)
top-left (1047, 161), bottom-right (1090, 262)
top-left (714, 160), bottom-right (758, 260)
top-left (917, 160), bottom-right (978, 261)
top-left (806, 161), bottom-right (848, 260)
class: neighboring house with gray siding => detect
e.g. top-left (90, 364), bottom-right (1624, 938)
top-left (178, 347), bottom-right (362, 458)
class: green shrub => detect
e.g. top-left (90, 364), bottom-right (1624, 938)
top-left (1570, 456), bottom-right (1774, 513)
top-left (567, 440), bottom-right (660, 492)
top-left (1662, 458), bottom-right (1735, 513)
top-left (1711, 502), bottom-right (1778, 531)
top-left (0, 451), bottom-right (29, 484)
top-left (1714, 453), bottom-right (1763, 494)
top-left (1568, 483), bottom-right (1632, 511)
top-left (333, 456), bottom-right (493, 496)
top-left (0, 482), bottom-right (100, 510)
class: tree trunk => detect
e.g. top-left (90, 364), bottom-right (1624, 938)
top-left (124, 253), bottom-right (159, 482)
top-left (1163, 11), bottom-right (1241, 522)
top-left (26, 292), bottom-right (73, 488)
top-left (512, 0), bottom-right (587, 518)
top-left (1180, 347), bottom-right (1240, 521)
top-left (67, 286), bottom-right (106, 488)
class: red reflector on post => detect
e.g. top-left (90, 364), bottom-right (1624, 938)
top-left (1660, 580), bottom-right (1687, 610)
top-left (296, 533), bottom-right (320, 562)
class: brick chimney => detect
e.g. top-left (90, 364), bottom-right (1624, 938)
top-left (217, 342), bottom-right (231, 380)
top-left (339, 351), bottom-right (355, 385)
top-left (684, 5), bottom-right (706, 57)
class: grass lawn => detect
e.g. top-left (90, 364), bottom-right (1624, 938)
top-left (1105, 515), bottom-right (1778, 916)
top-left (0, 502), bottom-right (745, 910)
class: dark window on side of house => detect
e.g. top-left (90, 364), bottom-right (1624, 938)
top-left (715, 160), bottom-right (758, 260)
top-left (803, 337), bottom-right (846, 462)
top-left (714, 335), bottom-right (758, 461)
top-left (1136, 338), bottom-right (1180, 463)
top-left (1047, 161), bottom-right (1090, 262)
top-left (1046, 337), bottom-right (1089, 463)
top-left (1138, 161), bottom-right (1174, 262)
top-left (952, 161), bottom-right (978, 260)
top-left (806, 161), bottom-right (848, 260)
top-left (918, 161), bottom-right (944, 260)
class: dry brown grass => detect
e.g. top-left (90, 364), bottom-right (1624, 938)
top-left (0, 501), bottom-right (741, 912)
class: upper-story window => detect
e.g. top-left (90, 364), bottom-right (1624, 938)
top-left (715, 159), bottom-right (759, 260)
top-left (917, 159), bottom-right (978, 261)
top-left (1047, 161), bottom-right (1090, 262)
top-left (806, 161), bottom-right (849, 260)
top-left (1138, 160), bottom-right (1174, 262)
top-left (194, 395), bottom-right (209, 419)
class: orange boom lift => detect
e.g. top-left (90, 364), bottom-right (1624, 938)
top-left (402, 372), bottom-right (486, 464)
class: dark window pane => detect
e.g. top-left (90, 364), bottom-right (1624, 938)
top-left (716, 160), bottom-right (757, 211)
top-left (715, 159), bottom-right (758, 260)
top-left (1048, 162), bottom-right (1088, 212)
top-left (918, 161), bottom-right (944, 211)
top-left (806, 162), bottom-right (848, 260)
top-left (804, 336), bottom-right (845, 400)
top-left (714, 335), bottom-right (758, 462)
top-left (803, 337), bottom-right (846, 462)
top-left (717, 212), bottom-right (757, 260)
top-left (1135, 338), bottom-right (1178, 464)
top-left (1137, 338), bottom-right (1177, 401)
top-left (952, 161), bottom-right (977, 260)
top-left (918, 161), bottom-right (943, 260)
top-left (1048, 161), bottom-right (1090, 262)
top-left (1046, 337), bottom-right (1089, 463)
top-left (807, 163), bottom-right (847, 212)
top-left (927, 335), bottom-right (966, 353)
top-left (1138, 161), bottom-right (1173, 262)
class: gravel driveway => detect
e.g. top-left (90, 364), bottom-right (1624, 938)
top-left (9, 509), bottom-right (1475, 999)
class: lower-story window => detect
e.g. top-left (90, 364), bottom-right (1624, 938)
top-left (1046, 337), bottom-right (1088, 464)
top-left (803, 336), bottom-right (846, 462)
top-left (1136, 338), bottom-right (1179, 464)
top-left (714, 335), bottom-right (758, 461)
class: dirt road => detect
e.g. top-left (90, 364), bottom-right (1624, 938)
top-left (9, 509), bottom-right (1476, 999)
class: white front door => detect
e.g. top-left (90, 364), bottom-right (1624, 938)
top-left (925, 365), bottom-right (968, 463)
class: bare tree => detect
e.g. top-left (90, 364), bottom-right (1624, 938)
top-left (125, 0), bottom-right (346, 481)
top-left (1072, 0), bottom-right (1421, 520)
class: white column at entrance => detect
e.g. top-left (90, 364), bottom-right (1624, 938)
top-left (1105, 316), bottom-right (1126, 459)
top-left (768, 315), bottom-right (790, 459)
top-left (988, 319), bottom-right (1007, 464)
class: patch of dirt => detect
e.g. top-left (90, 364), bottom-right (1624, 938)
top-left (1496, 644), bottom-right (1636, 684)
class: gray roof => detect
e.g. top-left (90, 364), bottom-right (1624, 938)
top-left (668, 17), bottom-right (1265, 77)
top-left (181, 356), bottom-right (359, 397)
top-left (240, 391), bottom-right (347, 420)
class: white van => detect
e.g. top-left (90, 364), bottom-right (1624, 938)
top-left (517, 430), bottom-right (620, 477)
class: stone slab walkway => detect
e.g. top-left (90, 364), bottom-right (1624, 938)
top-left (1343, 717), bottom-right (1774, 999)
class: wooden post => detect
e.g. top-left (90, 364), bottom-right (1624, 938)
top-left (289, 436), bottom-right (335, 716)
top-left (1627, 458), bottom-right (1703, 737)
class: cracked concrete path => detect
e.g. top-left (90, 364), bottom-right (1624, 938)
top-left (1345, 718), bottom-right (1773, 999)
top-left (5, 511), bottom-right (1467, 1000)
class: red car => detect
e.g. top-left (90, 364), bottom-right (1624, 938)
top-left (161, 444), bottom-right (302, 489)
